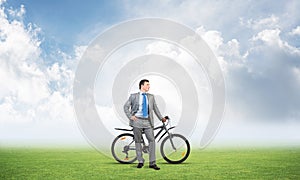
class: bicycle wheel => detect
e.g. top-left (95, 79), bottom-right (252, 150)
top-left (160, 134), bottom-right (190, 164)
top-left (111, 133), bottom-right (137, 164)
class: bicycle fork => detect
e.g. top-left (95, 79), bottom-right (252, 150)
top-left (163, 124), bottom-right (177, 151)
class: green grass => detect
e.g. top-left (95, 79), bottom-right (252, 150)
top-left (1, 147), bottom-right (300, 179)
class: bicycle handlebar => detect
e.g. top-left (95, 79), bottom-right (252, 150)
top-left (162, 116), bottom-right (170, 126)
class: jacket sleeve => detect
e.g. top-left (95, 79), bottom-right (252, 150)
top-left (124, 94), bottom-right (133, 120)
top-left (152, 95), bottom-right (164, 121)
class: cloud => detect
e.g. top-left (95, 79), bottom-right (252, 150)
top-left (224, 27), bottom-right (300, 122)
top-left (0, 0), bottom-right (5, 6)
top-left (252, 29), bottom-right (282, 46)
top-left (1, 0), bottom-right (300, 145)
top-left (7, 4), bottom-right (25, 19)
top-left (290, 26), bottom-right (300, 36)
top-left (252, 28), bottom-right (300, 54)
top-left (196, 26), bottom-right (223, 53)
top-left (120, 0), bottom-right (300, 125)
top-left (0, 3), bottom-right (83, 142)
top-left (240, 15), bottom-right (280, 30)
top-left (124, 0), bottom-right (243, 29)
top-left (183, 6), bottom-right (300, 123)
top-left (0, 3), bottom-right (46, 108)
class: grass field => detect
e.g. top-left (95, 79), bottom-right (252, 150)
top-left (1, 147), bottom-right (300, 179)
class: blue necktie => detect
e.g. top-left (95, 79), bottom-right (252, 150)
top-left (142, 93), bottom-right (148, 117)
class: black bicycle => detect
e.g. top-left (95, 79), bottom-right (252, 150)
top-left (111, 116), bottom-right (190, 164)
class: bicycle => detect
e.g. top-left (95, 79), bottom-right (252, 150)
top-left (111, 116), bottom-right (190, 164)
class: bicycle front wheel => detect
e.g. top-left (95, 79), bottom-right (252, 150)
top-left (111, 133), bottom-right (137, 164)
top-left (160, 134), bottom-right (190, 164)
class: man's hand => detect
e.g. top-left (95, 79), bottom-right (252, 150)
top-left (131, 116), bottom-right (137, 121)
top-left (162, 116), bottom-right (169, 122)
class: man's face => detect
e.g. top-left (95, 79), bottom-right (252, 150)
top-left (141, 82), bottom-right (150, 92)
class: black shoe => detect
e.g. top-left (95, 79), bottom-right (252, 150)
top-left (149, 164), bottom-right (160, 170)
top-left (137, 163), bottom-right (144, 168)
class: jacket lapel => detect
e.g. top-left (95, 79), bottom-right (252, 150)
top-left (136, 92), bottom-right (140, 104)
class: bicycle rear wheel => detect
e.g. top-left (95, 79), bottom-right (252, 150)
top-left (111, 133), bottom-right (137, 164)
top-left (160, 134), bottom-right (190, 164)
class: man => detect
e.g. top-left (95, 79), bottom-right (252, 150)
top-left (124, 79), bottom-right (166, 170)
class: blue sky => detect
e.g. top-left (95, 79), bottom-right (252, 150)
top-left (1, 0), bottom-right (300, 147)
top-left (7, 0), bottom-right (125, 52)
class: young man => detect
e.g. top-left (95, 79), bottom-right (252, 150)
top-left (124, 79), bottom-right (166, 170)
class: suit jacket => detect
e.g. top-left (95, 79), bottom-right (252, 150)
top-left (124, 92), bottom-right (163, 128)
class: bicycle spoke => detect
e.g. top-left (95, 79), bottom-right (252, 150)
top-left (111, 133), bottom-right (137, 164)
top-left (160, 134), bottom-right (190, 164)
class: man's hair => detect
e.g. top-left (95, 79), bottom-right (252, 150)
top-left (139, 79), bottom-right (149, 89)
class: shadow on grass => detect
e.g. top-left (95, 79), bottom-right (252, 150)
top-left (160, 162), bottom-right (192, 165)
top-left (104, 162), bottom-right (193, 167)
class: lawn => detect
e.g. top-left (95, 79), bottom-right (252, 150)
top-left (1, 147), bottom-right (300, 179)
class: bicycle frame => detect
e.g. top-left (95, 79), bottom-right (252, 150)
top-left (114, 121), bottom-right (176, 143)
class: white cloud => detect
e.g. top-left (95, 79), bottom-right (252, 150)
top-left (0, 3), bottom-right (88, 145)
top-left (252, 28), bottom-right (300, 55)
top-left (240, 15), bottom-right (280, 30)
top-left (252, 29), bottom-right (282, 46)
top-left (8, 4), bottom-right (25, 19)
top-left (196, 26), bottom-right (223, 54)
top-left (0, 96), bottom-right (34, 123)
top-left (290, 26), bottom-right (300, 36)
top-left (0, 0), bottom-right (5, 5)
top-left (196, 26), bottom-right (249, 75)
top-left (145, 41), bottom-right (180, 58)
top-left (0, 4), bottom-right (47, 107)
top-left (190, 16), bottom-right (300, 125)
top-left (1, 0), bottom-right (300, 145)
top-left (0, 3), bottom-right (79, 131)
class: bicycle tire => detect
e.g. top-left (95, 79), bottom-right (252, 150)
top-left (160, 134), bottom-right (190, 164)
top-left (111, 133), bottom-right (137, 164)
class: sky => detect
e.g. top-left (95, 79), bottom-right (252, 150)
top-left (0, 0), bottom-right (300, 147)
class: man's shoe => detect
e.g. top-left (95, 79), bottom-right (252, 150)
top-left (149, 164), bottom-right (160, 170)
top-left (137, 163), bottom-right (144, 168)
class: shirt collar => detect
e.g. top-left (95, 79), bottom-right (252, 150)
top-left (140, 91), bottom-right (147, 95)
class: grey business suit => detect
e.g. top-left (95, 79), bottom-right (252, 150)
top-left (124, 92), bottom-right (164, 165)
top-left (124, 92), bottom-right (164, 128)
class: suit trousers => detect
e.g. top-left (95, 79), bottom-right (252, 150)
top-left (133, 126), bottom-right (156, 165)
